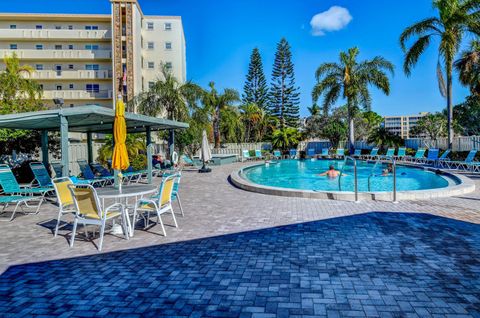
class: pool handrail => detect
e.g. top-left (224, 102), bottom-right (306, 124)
top-left (338, 156), bottom-right (358, 202)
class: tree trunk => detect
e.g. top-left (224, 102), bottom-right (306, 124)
top-left (347, 100), bottom-right (355, 153)
top-left (214, 107), bottom-right (221, 149)
top-left (446, 65), bottom-right (454, 150)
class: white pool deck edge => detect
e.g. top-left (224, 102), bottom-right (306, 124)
top-left (230, 162), bottom-right (476, 202)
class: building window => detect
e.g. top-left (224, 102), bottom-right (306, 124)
top-left (68, 44), bottom-right (74, 50)
top-left (85, 64), bottom-right (99, 71)
top-left (69, 84), bottom-right (74, 89)
top-left (148, 81), bottom-right (154, 89)
top-left (85, 44), bottom-right (99, 50)
top-left (68, 25), bottom-right (73, 30)
top-left (35, 44), bottom-right (43, 50)
top-left (36, 25), bottom-right (43, 30)
top-left (147, 22), bottom-right (154, 30)
top-left (55, 26), bottom-right (61, 30)
top-left (55, 44), bottom-right (62, 50)
top-left (148, 62), bottom-right (154, 69)
top-left (165, 62), bottom-right (172, 70)
top-left (147, 42), bottom-right (154, 49)
top-left (9, 44), bottom-right (17, 50)
top-left (35, 64), bottom-right (43, 70)
top-left (68, 64), bottom-right (74, 70)
top-left (164, 23), bottom-right (172, 30)
top-left (165, 42), bottom-right (172, 50)
top-left (86, 84), bottom-right (100, 93)
top-left (9, 25), bottom-right (16, 29)
top-left (85, 25), bottom-right (99, 30)
top-left (56, 85), bottom-right (62, 91)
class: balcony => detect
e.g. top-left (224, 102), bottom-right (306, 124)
top-left (0, 29), bottom-right (111, 40)
top-left (0, 49), bottom-right (112, 60)
top-left (29, 70), bottom-right (113, 80)
top-left (42, 90), bottom-right (113, 100)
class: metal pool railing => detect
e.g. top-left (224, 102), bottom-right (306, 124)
top-left (367, 156), bottom-right (398, 203)
top-left (338, 156), bottom-right (359, 202)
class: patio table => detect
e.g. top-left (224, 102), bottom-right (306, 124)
top-left (97, 184), bottom-right (157, 236)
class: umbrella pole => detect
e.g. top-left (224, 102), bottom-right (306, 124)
top-left (198, 160), bottom-right (211, 173)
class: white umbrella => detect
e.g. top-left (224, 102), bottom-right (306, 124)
top-left (199, 130), bottom-right (212, 173)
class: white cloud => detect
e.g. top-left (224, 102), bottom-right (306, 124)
top-left (310, 6), bottom-right (352, 36)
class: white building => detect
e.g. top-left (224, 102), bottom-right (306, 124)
top-left (383, 112), bottom-right (429, 138)
top-left (0, 0), bottom-right (186, 109)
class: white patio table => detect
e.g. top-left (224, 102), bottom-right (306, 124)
top-left (96, 184), bottom-right (157, 237)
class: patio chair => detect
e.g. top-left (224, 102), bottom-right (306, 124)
top-left (405, 148), bottom-right (426, 163)
top-left (68, 183), bottom-right (128, 251)
top-left (335, 148), bottom-right (345, 158)
top-left (443, 149), bottom-right (478, 171)
top-left (306, 148), bottom-right (315, 158)
top-left (51, 162), bottom-right (64, 178)
top-left (289, 149), bottom-right (297, 159)
top-left (255, 149), bottom-right (264, 160)
top-left (352, 149), bottom-right (362, 157)
top-left (361, 148), bottom-right (379, 160)
top-left (51, 177), bottom-right (77, 237)
top-left (422, 148), bottom-right (440, 165)
top-left (435, 149), bottom-right (451, 168)
top-left (320, 148), bottom-right (329, 158)
top-left (242, 150), bottom-right (252, 162)
top-left (394, 147), bottom-right (406, 160)
top-left (0, 195), bottom-right (43, 222)
top-left (382, 148), bottom-right (395, 159)
top-left (161, 171), bottom-right (184, 217)
top-left (133, 174), bottom-right (178, 236)
top-left (273, 150), bottom-right (282, 160)
top-left (77, 160), bottom-right (112, 186)
top-left (30, 162), bottom-right (53, 187)
top-left (0, 164), bottom-right (52, 197)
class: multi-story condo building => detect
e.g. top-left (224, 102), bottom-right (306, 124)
top-left (383, 112), bottom-right (429, 139)
top-left (0, 0), bottom-right (186, 109)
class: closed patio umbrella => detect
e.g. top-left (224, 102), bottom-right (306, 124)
top-left (112, 98), bottom-right (130, 174)
top-left (199, 130), bottom-right (212, 173)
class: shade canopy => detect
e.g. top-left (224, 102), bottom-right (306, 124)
top-left (0, 105), bottom-right (189, 133)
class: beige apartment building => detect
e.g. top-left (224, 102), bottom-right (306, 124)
top-left (0, 0), bottom-right (186, 109)
top-left (383, 112), bottom-right (428, 139)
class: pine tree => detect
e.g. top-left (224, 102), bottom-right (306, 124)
top-left (269, 38), bottom-right (300, 128)
top-left (242, 48), bottom-right (268, 110)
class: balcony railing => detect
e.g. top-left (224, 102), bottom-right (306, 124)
top-left (0, 49), bottom-right (112, 60)
top-left (42, 90), bottom-right (113, 100)
top-left (29, 70), bottom-right (113, 80)
top-left (0, 29), bottom-right (111, 40)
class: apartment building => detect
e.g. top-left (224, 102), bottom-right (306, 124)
top-left (0, 0), bottom-right (186, 109)
top-left (383, 112), bottom-right (428, 139)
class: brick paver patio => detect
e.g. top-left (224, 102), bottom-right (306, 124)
top-left (1, 162), bottom-right (480, 317)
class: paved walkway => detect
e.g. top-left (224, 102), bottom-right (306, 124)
top-left (1, 162), bottom-right (480, 317)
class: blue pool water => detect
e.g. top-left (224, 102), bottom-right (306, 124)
top-left (242, 159), bottom-right (454, 192)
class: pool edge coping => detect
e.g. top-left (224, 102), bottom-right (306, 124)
top-left (229, 161), bottom-right (476, 202)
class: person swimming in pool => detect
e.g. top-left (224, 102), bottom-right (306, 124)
top-left (318, 165), bottom-right (343, 179)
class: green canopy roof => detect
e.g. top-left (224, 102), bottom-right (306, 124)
top-left (0, 105), bottom-right (188, 133)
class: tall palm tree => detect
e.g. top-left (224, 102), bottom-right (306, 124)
top-left (312, 47), bottom-right (394, 152)
top-left (400, 0), bottom-right (480, 149)
top-left (455, 40), bottom-right (480, 95)
top-left (201, 82), bottom-right (240, 148)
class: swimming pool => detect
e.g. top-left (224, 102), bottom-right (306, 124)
top-left (231, 159), bottom-right (474, 201)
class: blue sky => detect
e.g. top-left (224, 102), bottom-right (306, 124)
top-left (1, 0), bottom-right (474, 117)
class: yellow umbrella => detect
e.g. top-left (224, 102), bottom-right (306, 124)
top-left (111, 98), bottom-right (130, 171)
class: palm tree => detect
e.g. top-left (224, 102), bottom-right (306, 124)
top-left (455, 40), bottom-right (480, 95)
top-left (201, 82), bottom-right (240, 148)
top-left (271, 127), bottom-right (301, 151)
top-left (312, 47), bottom-right (394, 152)
top-left (400, 0), bottom-right (480, 149)
top-left (367, 127), bottom-right (403, 150)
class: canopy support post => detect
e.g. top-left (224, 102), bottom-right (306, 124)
top-left (59, 115), bottom-right (69, 177)
top-left (41, 130), bottom-right (49, 167)
top-left (87, 132), bottom-right (93, 164)
top-left (146, 126), bottom-right (152, 184)
top-left (168, 129), bottom-right (175, 160)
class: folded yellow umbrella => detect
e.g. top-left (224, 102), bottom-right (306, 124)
top-left (111, 98), bottom-right (130, 171)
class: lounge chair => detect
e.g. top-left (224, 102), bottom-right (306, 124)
top-left (306, 148), bottom-right (315, 158)
top-left (435, 149), bottom-right (451, 168)
top-left (68, 183), bottom-right (128, 251)
top-left (405, 148), bottom-right (426, 163)
top-left (132, 174), bottom-right (179, 237)
top-left (51, 162), bottom-right (64, 178)
top-left (320, 148), bottom-right (329, 158)
top-left (0, 195), bottom-right (43, 222)
top-left (180, 154), bottom-right (203, 171)
top-left (335, 148), bottom-right (345, 159)
top-left (254, 149), bottom-right (264, 160)
top-left (353, 149), bottom-right (362, 157)
top-left (422, 148), bottom-right (440, 165)
top-left (30, 162), bottom-right (53, 187)
top-left (442, 149), bottom-right (478, 171)
top-left (289, 149), bottom-right (297, 159)
top-left (361, 148), bottom-right (379, 160)
top-left (77, 160), bottom-right (112, 186)
top-left (242, 150), bottom-right (252, 162)
top-left (382, 148), bottom-right (395, 159)
top-left (273, 150), bottom-right (282, 160)
top-left (394, 147), bottom-right (406, 160)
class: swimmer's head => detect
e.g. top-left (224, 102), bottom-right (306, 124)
top-left (329, 165), bottom-right (335, 170)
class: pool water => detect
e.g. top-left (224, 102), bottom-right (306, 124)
top-left (241, 159), bottom-right (453, 192)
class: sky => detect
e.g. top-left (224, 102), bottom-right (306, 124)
top-left (0, 0), bottom-right (474, 117)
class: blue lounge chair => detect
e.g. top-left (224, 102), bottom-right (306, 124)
top-left (51, 162), bottom-right (64, 178)
top-left (353, 149), bottom-right (362, 157)
top-left (422, 148), bottom-right (439, 165)
top-left (0, 195), bottom-right (43, 222)
top-left (406, 148), bottom-right (426, 163)
top-left (320, 148), bottom-right (329, 158)
top-left (383, 148), bottom-right (395, 159)
top-left (242, 150), bottom-right (252, 162)
top-left (273, 150), bottom-right (282, 160)
top-left (435, 149), bottom-right (451, 167)
top-left (30, 162), bottom-right (53, 187)
top-left (335, 148), bottom-right (345, 158)
top-left (362, 148), bottom-right (379, 160)
top-left (443, 149), bottom-right (478, 171)
top-left (307, 148), bottom-right (315, 158)
top-left (255, 149), bottom-right (264, 160)
top-left (77, 160), bottom-right (112, 186)
top-left (394, 147), bottom-right (406, 160)
top-left (289, 149), bottom-right (297, 159)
